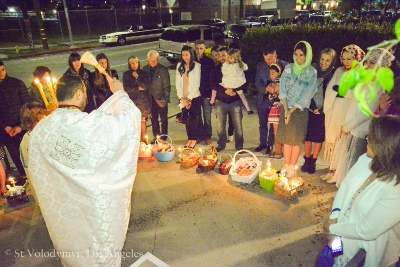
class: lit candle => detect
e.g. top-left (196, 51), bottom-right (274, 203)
top-left (145, 135), bottom-right (148, 144)
top-left (9, 177), bottom-right (16, 187)
top-left (295, 165), bottom-right (298, 178)
top-left (35, 78), bottom-right (49, 107)
top-left (266, 159), bottom-right (271, 173)
top-left (46, 76), bottom-right (58, 105)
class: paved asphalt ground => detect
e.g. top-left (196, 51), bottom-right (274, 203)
top-left (0, 42), bottom-right (338, 267)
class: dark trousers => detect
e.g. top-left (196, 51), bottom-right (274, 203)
top-left (151, 97), bottom-right (168, 138)
top-left (257, 98), bottom-right (274, 147)
top-left (182, 96), bottom-right (202, 140)
top-left (1, 130), bottom-right (26, 176)
top-left (228, 112), bottom-right (234, 136)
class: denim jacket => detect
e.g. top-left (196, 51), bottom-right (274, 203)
top-left (279, 64), bottom-right (317, 110)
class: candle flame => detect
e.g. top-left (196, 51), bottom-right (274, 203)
top-left (46, 76), bottom-right (51, 82)
top-left (34, 78), bottom-right (39, 84)
top-left (52, 77), bottom-right (57, 83)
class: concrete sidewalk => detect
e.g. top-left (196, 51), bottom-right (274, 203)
top-left (0, 94), bottom-right (337, 267)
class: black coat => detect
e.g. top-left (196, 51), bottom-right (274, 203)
top-left (122, 69), bottom-right (151, 117)
top-left (64, 67), bottom-right (96, 112)
top-left (0, 75), bottom-right (30, 130)
top-left (90, 69), bottom-right (118, 107)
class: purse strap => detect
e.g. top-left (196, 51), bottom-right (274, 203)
top-left (352, 173), bottom-right (377, 202)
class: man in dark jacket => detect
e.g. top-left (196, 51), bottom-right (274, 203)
top-left (195, 40), bottom-right (215, 145)
top-left (143, 50), bottom-right (171, 143)
top-left (213, 47), bottom-right (244, 152)
top-left (0, 60), bottom-right (31, 176)
top-left (254, 48), bottom-right (287, 154)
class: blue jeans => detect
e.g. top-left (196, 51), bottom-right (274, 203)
top-left (216, 100), bottom-right (243, 149)
top-left (200, 97), bottom-right (212, 140)
top-left (257, 97), bottom-right (274, 147)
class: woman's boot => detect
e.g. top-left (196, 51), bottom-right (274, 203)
top-left (308, 158), bottom-right (317, 174)
top-left (301, 156), bottom-right (311, 172)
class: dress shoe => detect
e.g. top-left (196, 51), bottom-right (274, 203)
top-left (254, 144), bottom-right (267, 152)
top-left (150, 138), bottom-right (157, 144)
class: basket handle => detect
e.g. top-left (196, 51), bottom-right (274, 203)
top-left (200, 146), bottom-right (217, 164)
top-left (232, 149), bottom-right (259, 165)
top-left (218, 152), bottom-right (232, 163)
top-left (179, 147), bottom-right (199, 157)
top-left (155, 134), bottom-right (173, 146)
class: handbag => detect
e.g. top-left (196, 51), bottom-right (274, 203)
top-left (315, 244), bottom-right (334, 267)
top-left (175, 112), bottom-right (188, 124)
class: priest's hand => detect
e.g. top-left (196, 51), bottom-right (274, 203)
top-left (110, 78), bottom-right (124, 93)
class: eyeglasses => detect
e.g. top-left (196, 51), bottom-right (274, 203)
top-left (365, 135), bottom-right (369, 141)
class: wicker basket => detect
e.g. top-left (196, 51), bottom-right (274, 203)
top-left (198, 146), bottom-right (218, 172)
top-left (153, 135), bottom-right (175, 162)
top-left (138, 142), bottom-right (153, 158)
top-left (218, 153), bottom-right (233, 175)
top-left (179, 147), bottom-right (200, 168)
top-left (229, 150), bottom-right (262, 184)
top-left (274, 177), bottom-right (304, 201)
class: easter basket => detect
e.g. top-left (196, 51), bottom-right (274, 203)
top-left (218, 153), bottom-right (233, 175)
top-left (138, 142), bottom-right (153, 158)
top-left (6, 186), bottom-right (29, 207)
top-left (274, 177), bottom-right (304, 201)
top-left (179, 147), bottom-right (200, 168)
top-left (198, 146), bottom-right (218, 173)
top-left (229, 150), bottom-right (262, 184)
top-left (153, 135), bottom-right (175, 162)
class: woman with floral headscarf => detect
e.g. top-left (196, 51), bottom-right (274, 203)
top-left (322, 44), bottom-right (365, 183)
top-left (301, 48), bottom-right (337, 174)
top-left (276, 41), bottom-right (318, 178)
top-left (331, 48), bottom-right (395, 188)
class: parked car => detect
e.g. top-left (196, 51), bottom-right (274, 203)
top-left (158, 25), bottom-right (229, 62)
top-left (228, 22), bottom-right (261, 43)
top-left (237, 19), bottom-right (263, 27)
top-left (296, 10), bottom-right (311, 21)
top-left (99, 23), bottom-right (168, 46)
top-left (201, 18), bottom-right (227, 32)
top-left (361, 9), bottom-right (382, 22)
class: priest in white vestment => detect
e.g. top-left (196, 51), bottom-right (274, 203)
top-left (28, 74), bottom-right (141, 267)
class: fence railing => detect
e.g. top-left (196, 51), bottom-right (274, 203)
top-left (0, 8), bottom-right (180, 43)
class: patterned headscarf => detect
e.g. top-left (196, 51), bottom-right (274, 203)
top-left (340, 44), bottom-right (365, 69)
top-left (367, 48), bottom-right (395, 68)
top-left (293, 41), bottom-right (313, 76)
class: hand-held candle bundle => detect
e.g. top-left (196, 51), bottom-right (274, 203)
top-left (81, 51), bottom-right (114, 85)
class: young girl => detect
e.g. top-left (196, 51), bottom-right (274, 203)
top-left (267, 64), bottom-right (282, 158)
top-left (210, 48), bottom-right (254, 114)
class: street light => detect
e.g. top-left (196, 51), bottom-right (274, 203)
top-left (169, 8), bottom-right (173, 24)
top-left (141, 5), bottom-right (146, 25)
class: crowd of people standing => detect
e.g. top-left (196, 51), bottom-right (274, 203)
top-left (1, 39), bottom-right (400, 266)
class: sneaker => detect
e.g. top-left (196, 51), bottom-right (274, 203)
top-left (264, 146), bottom-right (272, 155)
top-left (247, 110), bottom-right (255, 115)
top-left (326, 175), bottom-right (336, 184)
top-left (254, 144), bottom-right (267, 152)
top-left (206, 140), bottom-right (212, 145)
top-left (321, 173), bottom-right (333, 181)
top-left (227, 135), bottom-right (234, 143)
top-left (216, 146), bottom-right (225, 152)
top-left (286, 165), bottom-right (295, 178)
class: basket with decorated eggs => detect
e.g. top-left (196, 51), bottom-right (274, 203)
top-left (153, 135), bottom-right (175, 162)
top-left (229, 150), bottom-right (262, 184)
top-left (198, 146), bottom-right (218, 173)
top-left (179, 147), bottom-right (200, 168)
top-left (218, 153), bottom-right (233, 175)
